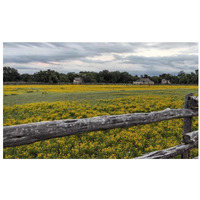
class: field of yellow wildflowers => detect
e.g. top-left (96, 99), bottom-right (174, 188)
top-left (3, 85), bottom-right (198, 159)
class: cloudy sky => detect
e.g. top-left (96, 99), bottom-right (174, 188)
top-left (3, 42), bottom-right (198, 75)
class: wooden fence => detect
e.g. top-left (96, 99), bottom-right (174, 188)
top-left (3, 93), bottom-right (198, 159)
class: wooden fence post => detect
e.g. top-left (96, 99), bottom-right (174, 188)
top-left (181, 93), bottom-right (194, 159)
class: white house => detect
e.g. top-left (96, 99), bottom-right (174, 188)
top-left (133, 78), bottom-right (154, 85)
top-left (73, 77), bottom-right (84, 84)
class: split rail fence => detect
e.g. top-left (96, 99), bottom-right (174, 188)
top-left (3, 93), bottom-right (199, 159)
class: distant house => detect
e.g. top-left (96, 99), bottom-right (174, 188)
top-left (161, 79), bottom-right (171, 84)
top-left (133, 78), bottom-right (154, 85)
top-left (73, 77), bottom-right (84, 84)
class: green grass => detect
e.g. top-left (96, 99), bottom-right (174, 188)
top-left (3, 86), bottom-right (198, 159)
top-left (3, 88), bottom-right (198, 106)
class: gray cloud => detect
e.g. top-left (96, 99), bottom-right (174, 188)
top-left (122, 54), bottom-right (198, 66)
top-left (4, 42), bottom-right (137, 64)
top-left (148, 42), bottom-right (197, 49)
top-left (3, 42), bottom-right (198, 75)
top-left (120, 54), bottom-right (198, 75)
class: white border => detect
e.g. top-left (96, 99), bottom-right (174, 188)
top-left (1, 0), bottom-right (199, 200)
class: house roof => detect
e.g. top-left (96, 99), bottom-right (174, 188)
top-left (135, 78), bottom-right (153, 82)
top-left (74, 77), bottom-right (83, 81)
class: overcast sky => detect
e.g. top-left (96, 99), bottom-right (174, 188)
top-left (3, 42), bottom-right (198, 75)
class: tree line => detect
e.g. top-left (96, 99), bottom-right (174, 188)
top-left (3, 66), bottom-right (198, 84)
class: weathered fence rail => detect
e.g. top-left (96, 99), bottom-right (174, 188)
top-left (3, 108), bottom-right (198, 148)
top-left (136, 131), bottom-right (198, 159)
top-left (3, 93), bottom-right (198, 159)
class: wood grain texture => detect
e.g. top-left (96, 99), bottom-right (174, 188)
top-left (182, 93), bottom-right (194, 158)
top-left (136, 140), bottom-right (198, 159)
top-left (4, 108), bottom-right (198, 147)
top-left (183, 130), bottom-right (198, 144)
top-left (188, 96), bottom-right (198, 110)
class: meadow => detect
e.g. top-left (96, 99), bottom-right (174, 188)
top-left (3, 85), bottom-right (198, 159)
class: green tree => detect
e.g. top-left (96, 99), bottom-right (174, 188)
top-left (98, 70), bottom-right (112, 83)
top-left (151, 76), bottom-right (161, 84)
top-left (59, 73), bottom-right (70, 83)
top-left (79, 71), bottom-right (98, 83)
top-left (3, 66), bottom-right (20, 82)
top-left (110, 71), bottom-right (121, 83)
top-left (66, 72), bottom-right (77, 83)
top-left (20, 73), bottom-right (33, 82)
top-left (119, 72), bottom-right (133, 83)
top-left (33, 69), bottom-right (60, 83)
